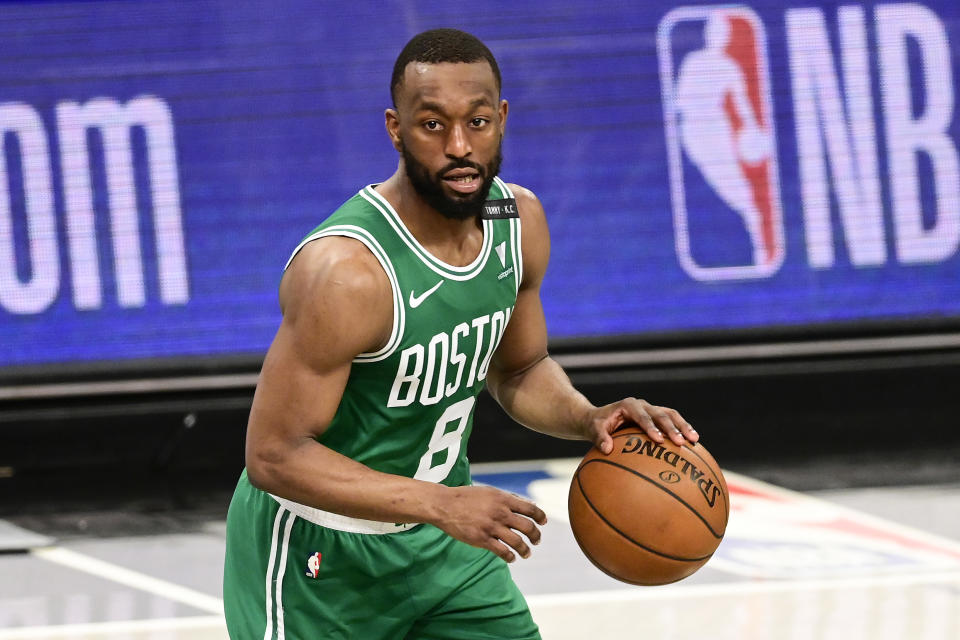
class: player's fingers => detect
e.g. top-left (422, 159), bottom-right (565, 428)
top-left (488, 539), bottom-right (516, 563)
top-left (508, 495), bottom-right (547, 526)
top-left (621, 401), bottom-right (665, 443)
top-left (596, 427), bottom-right (614, 455)
top-left (646, 404), bottom-right (686, 446)
top-left (497, 527), bottom-right (532, 560)
top-left (649, 405), bottom-right (698, 446)
top-left (629, 400), bottom-right (683, 446)
top-left (505, 511), bottom-right (542, 546)
top-left (668, 407), bottom-right (699, 443)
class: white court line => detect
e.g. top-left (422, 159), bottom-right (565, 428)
top-left (725, 471), bottom-right (960, 555)
top-left (526, 569), bottom-right (960, 606)
top-left (30, 547), bottom-right (224, 615)
top-left (0, 616), bottom-right (225, 639)
top-left (16, 464), bottom-right (959, 638)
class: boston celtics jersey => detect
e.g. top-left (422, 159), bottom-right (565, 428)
top-left (285, 177), bottom-right (522, 489)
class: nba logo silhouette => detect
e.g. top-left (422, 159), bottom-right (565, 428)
top-left (305, 551), bottom-right (321, 578)
top-left (658, 6), bottom-right (784, 281)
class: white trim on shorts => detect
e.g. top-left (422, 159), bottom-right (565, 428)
top-left (264, 506), bottom-right (296, 640)
top-left (269, 494), bottom-right (421, 535)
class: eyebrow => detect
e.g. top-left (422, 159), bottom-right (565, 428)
top-left (413, 96), bottom-right (496, 115)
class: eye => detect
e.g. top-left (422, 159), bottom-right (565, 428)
top-left (424, 120), bottom-right (443, 131)
top-left (470, 117), bottom-right (489, 128)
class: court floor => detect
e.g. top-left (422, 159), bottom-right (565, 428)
top-left (1, 458), bottom-right (958, 640)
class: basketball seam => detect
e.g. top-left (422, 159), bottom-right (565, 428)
top-left (574, 469), bottom-right (715, 562)
top-left (572, 515), bottom-right (705, 586)
top-left (608, 431), bottom-right (729, 529)
top-left (673, 439), bottom-right (730, 517)
top-left (577, 458), bottom-right (723, 546)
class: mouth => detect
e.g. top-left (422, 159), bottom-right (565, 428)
top-left (442, 168), bottom-right (481, 194)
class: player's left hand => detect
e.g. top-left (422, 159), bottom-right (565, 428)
top-left (586, 398), bottom-right (698, 454)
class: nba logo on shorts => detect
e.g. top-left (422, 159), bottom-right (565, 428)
top-left (658, 6), bottom-right (785, 281)
top-left (305, 551), bottom-right (321, 578)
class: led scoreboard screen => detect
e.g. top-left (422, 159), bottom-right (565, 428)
top-left (3, 1), bottom-right (960, 378)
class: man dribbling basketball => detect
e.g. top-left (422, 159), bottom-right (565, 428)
top-left (222, 28), bottom-right (698, 639)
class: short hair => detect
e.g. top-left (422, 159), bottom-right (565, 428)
top-left (390, 28), bottom-right (502, 106)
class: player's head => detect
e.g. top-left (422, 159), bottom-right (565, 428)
top-left (390, 28), bottom-right (502, 108)
top-left (387, 29), bottom-right (506, 221)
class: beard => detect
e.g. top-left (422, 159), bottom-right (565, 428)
top-left (401, 139), bottom-right (503, 221)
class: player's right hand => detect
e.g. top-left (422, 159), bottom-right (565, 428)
top-left (432, 485), bottom-right (547, 563)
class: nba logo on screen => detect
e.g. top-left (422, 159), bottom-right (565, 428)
top-left (658, 6), bottom-right (784, 281)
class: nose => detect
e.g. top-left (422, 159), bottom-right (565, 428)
top-left (444, 123), bottom-right (472, 159)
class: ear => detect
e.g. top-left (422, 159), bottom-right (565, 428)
top-left (385, 108), bottom-right (403, 152)
top-left (498, 99), bottom-right (509, 136)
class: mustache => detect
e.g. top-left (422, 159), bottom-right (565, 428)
top-left (436, 158), bottom-right (485, 177)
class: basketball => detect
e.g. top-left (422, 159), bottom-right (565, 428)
top-left (568, 426), bottom-right (729, 585)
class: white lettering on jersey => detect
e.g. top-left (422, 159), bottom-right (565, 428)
top-left (387, 344), bottom-right (424, 407)
top-left (445, 322), bottom-right (470, 397)
top-left (419, 332), bottom-right (450, 406)
top-left (387, 306), bottom-right (514, 408)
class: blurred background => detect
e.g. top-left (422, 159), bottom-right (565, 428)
top-left (1, 0), bottom-right (959, 525)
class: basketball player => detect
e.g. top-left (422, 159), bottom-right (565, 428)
top-left (223, 28), bottom-right (698, 639)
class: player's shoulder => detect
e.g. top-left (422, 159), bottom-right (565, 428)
top-left (280, 236), bottom-right (390, 316)
top-left (501, 182), bottom-right (546, 226)
top-left (502, 182), bottom-right (541, 207)
top-left (501, 182), bottom-right (550, 282)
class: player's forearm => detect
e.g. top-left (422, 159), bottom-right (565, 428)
top-left (246, 437), bottom-right (449, 525)
top-left (488, 355), bottom-right (596, 440)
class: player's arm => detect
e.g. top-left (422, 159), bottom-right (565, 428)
top-left (245, 237), bottom-right (430, 520)
top-left (244, 237), bottom-right (544, 562)
top-left (485, 186), bottom-right (698, 453)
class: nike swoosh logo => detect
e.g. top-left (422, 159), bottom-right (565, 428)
top-left (409, 280), bottom-right (444, 308)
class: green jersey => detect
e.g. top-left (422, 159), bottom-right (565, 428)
top-left (224, 178), bottom-right (541, 638)
top-left (285, 177), bottom-right (522, 488)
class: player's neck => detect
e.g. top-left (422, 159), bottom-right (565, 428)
top-left (376, 172), bottom-right (484, 266)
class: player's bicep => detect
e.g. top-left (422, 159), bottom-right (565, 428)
top-left (489, 285), bottom-right (548, 381)
top-left (247, 317), bottom-right (352, 449)
top-left (245, 238), bottom-right (392, 473)
top-left (489, 185), bottom-right (551, 383)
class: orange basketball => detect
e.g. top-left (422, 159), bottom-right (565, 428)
top-left (568, 426), bottom-right (729, 585)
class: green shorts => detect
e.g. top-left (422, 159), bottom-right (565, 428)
top-left (223, 470), bottom-right (541, 640)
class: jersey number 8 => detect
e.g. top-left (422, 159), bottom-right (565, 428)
top-left (413, 396), bottom-right (476, 483)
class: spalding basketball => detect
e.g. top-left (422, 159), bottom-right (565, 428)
top-left (568, 426), bottom-right (729, 585)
